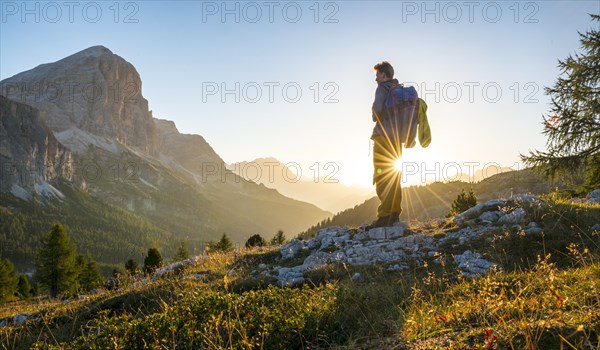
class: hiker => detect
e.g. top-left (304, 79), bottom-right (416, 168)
top-left (369, 61), bottom-right (403, 228)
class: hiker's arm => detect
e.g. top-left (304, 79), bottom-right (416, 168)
top-left (372, 85), bottom-right (386, 122)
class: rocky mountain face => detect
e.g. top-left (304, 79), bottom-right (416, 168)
top-left (0, 46), bottom-right (331, 255)
top-left (154, 118), bottom-right (228, 184)
top-left (0, 95), bottom-right (73, 195)
top-left (0, 46), bottom-right (159, 155)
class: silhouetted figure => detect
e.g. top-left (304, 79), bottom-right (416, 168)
top-left (369, 61), bottom-right (403, 229)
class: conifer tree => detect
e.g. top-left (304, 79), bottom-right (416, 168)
top-left (144, 248), bottom-right (163, 274)
top-left (0, 258), bottom-right (18, 300)
top-left (17, 274), bottom-right (31, 299)
top-left (78, 255), bottom-right (103, 291)
top-left (270, 230), bottom-right (287, 245)
top-left (125, 259), bottom-right (140, 276)
top-left (36, 224), bottom-right (78, 298)
top-left (245, 234), bottom-right (266, 248)
top-left (207, 233), bottom-right (234, 253)
top-left (521, 15), bottom-right (600, 190)
top-left (448, 189), bottom-right (477, 217)
top-left (217, 233), bottom-right (233, 252)
top-left (174, 240), bottom-right (190, 261)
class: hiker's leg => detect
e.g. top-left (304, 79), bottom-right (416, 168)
top-left (373, 136), bottom-right (402, 218)
top-left (390, 140), bottom-right (403, 216)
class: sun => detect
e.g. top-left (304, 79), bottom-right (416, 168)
top-left (394, 158), bottom-right (403, 172)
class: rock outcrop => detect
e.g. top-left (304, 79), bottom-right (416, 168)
top-left (0, 95), bottom-right (73, 196)
top-left (0, 46), bottom-right (159, 155)
top-left (269, 193), bottom-right (563, 286)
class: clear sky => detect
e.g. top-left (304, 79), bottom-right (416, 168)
top-left (1, 1), bottom-right (598, 187)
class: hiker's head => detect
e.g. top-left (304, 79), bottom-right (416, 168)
top-left (374, 61), bottom-right (394, 84)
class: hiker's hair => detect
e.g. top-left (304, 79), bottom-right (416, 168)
top-left (374, 61), bottom-right (394, 79)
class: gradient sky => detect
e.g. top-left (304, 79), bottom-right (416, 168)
top-left (1, 1), bottom-right (598, 187)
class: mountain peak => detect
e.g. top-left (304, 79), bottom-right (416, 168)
top-left (0, 46), bottom-right (159, 155)
top-left (72, 45), bottom-right (114, 57)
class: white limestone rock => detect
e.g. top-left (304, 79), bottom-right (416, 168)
top-left (12, 313), bottom-right (31, 325)
top-left (454, 250), bottom-right (496, 278)
top-left (280, 239), bottom-right (305, 260)
top-left (498, 208), bottom-right (526, 224)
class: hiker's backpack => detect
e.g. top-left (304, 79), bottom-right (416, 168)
top-left (384, 84), bottom-right (420, 148)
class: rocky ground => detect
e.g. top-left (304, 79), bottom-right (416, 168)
top-left (267, 190), bottom-right (600, 286)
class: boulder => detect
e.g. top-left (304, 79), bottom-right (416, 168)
top-left (498, 208), bottom-right (526, 224)
top-left (454, 251), bottom-right (496, 277)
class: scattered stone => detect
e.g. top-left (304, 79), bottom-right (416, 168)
top-left (387, 264), bottom-right (408, 271)
top-left (591, 224), bottom-right (600, 232)
top-left (478, 211), bottom-right (501, 223)
top-left (587, 189), bottom-right (600, 198)
top-left (258, 263), bottom-right (267, 269)
top-left (276, 265), bottom-right (305, 286)
top-left (0, 320), bottom-right (6, 328)
top-left (351, 272), bottom-right (362, 282)
top-left (319, 235), bottom-right (335, 250)
top-left (586, 189), bottom-right (600, 204)
top-left (278, 276), bottom-right (304, 287)
top-left (386, 226), bottom-right (406, 238)
top-left (354, 231), bottom-right (368, 240)
top-left (482, 199), bottom-right (506, 211)
top-left (454, 203), bottom-right (485, 225)
top-left (13, 313), bottom-right (30, 325)
top-left (498, 208), bottom-right (526, 224)
top-left (454, 251), bottom-right (496, 278)
top-left (524, 221), bottom-right (543, 235)
top-left (368, 227), bottom-right (387, 240)
top-left (568, 189), bottom-right (600, 204)
top-left (280, 239), bottom-right (305, 260)
top-left (302, 252), bottom-right (330, 271)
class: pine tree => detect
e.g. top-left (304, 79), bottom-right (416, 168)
top-left (207, 233), bottom-right (234, 253)
top-left (36, 224), bottom-right (78, 298)
top-left (125, 259), bottom-right (140, 276)
top-left (0, 258), bottom-right (18, 300)
top-left (75, 254), bottom-right (86, 290)
top-left (174, 240), bottom-right (190, 261)
top-left (78, 255), bottom-right (103, 291)
top-left (17, 274), bottom-right (31, 299)
top-left (144, 248), bottom-right (163, 275)
top-left (448, 189), bottom-right (477, 217)
top-left (270, 230), bottom-right (287, 246)
top-left (218, 233), bottom-right (234, 252)
top-left (521, 15), bottom-right (600, 191)
top-left (245, 234), bottom-right (266, 248)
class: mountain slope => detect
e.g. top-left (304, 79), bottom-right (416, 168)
top-left (0, 46), bottom-right (331, 270)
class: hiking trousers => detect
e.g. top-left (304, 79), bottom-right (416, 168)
top-left (372, 135), bottom-right (403, 218)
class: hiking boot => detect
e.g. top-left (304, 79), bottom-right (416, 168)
top-left (389, 212), bottom-right (401, 225)
top-left (366, 215), bottom-right (391, 230)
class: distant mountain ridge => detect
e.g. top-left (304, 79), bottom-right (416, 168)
top-left (0, 46), bottom-right (331, 270)
top-left (227, 157), bottom-right (374, 213)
